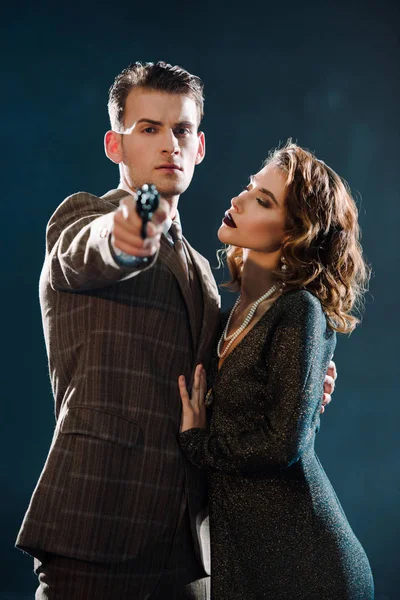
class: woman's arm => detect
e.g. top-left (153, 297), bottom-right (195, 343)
top-left (178, 291), bottom-right (336, 475)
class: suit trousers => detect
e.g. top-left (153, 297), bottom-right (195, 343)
top-left (34, 508), bottom-right (210, 600)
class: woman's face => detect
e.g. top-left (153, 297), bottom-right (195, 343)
top-left (218, 163), bottom-right (288, 255)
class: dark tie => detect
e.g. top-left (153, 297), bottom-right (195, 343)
top-left (169, 221), bottom-right (189, 280)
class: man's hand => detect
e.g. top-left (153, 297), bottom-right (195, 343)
top-left (179, 364), bottom-right (207, 432)
top-left (321, 360), bottom-right (337, 414)
top-left (112, 194), bottom-right (170, 258)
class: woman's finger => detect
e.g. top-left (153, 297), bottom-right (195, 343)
top-left (192, 364), bottom-right (202, 401)
top-left (178, 376), bottom-right (190, 406)
top-left (323, 374), bottom-right (335, 395)
top-left (328, 360), bottom-right (337, 380)
top-left (322, 392), bottom-right (331, 407)
top-left (199, 368), bottom-right (207, 403)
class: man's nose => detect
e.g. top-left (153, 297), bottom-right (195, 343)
top-left (161, 130), bottom-right (180, 154)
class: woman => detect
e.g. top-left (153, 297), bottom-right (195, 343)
top-left (178, 142), bottom-right (374, 599)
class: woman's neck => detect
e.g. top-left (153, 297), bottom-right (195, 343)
top-left (240, 250), bottom-right (280, 306)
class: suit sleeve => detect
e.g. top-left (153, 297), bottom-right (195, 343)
top-left (45, 192), bottom-right (158, 291)
top-left (178, 292), bottom-right (335, 476)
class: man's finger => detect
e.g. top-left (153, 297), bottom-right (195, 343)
top-left (116, 202), bottom-right (143, 235)
top-left (117, 200), bottom-right (163, 239)
top-left (113, 212), bottom-right (162, 255)
top-left (119, 197), bottom-right (150, 229)
top-left (113, 223), bottom-right (161, 250)
top-left (113, 221), bottom-right (147, 246)
top-left (111, 235), bottom-right (158, 258)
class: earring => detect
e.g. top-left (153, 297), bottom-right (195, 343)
top-left (279, 256), bottom-right (287, 291)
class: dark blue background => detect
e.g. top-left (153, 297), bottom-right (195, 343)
top-left (2, 1), bottom-right (399, 598)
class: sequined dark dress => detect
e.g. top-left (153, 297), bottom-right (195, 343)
top-left (179, 290), bottom-right (374, 599)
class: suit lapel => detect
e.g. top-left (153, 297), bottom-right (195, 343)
top-left (100, 190), bottom-right (200, 355)
top-left (100, 192), bottom-right (221, 365)
top-left (160, 235), bottom-right (198, 356)
top-left (184, 238), bottom-right (221, 368)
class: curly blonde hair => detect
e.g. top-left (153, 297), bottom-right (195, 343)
top-left (221, 141), bottom-right (370, 334)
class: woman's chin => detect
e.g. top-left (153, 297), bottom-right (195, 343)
top-left (217, 223), bottom-right (232, 244)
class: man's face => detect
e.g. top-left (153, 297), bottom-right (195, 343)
top-left (107, 88), bottom-right (205, 202)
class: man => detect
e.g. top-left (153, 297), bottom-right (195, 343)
top-left (16, 61), bottom-right (336, 599)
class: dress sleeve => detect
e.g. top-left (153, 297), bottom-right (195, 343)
top-left (46, 192), bottom-right (158, 292)
top-left (178, 292), bottom-right (336, 475)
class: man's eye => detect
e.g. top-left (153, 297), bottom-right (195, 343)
top-left (175, 128), bottom-right (191, 136)
top-left (144, 127), bottom-right (156, 133)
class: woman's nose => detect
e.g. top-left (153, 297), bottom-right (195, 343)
top-left (231, 197), bottom-right (240, 211)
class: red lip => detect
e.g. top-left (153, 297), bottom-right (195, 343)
top-left (222, 211), bottom-right (237, 228)
top-left (156, 164), bottom-right (182, 171)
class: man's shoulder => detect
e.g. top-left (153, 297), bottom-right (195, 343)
top-left (47, 189), bottom-right (127, 224)
top-left (64, 188), bottom-right (128, 209)
top-left (100, 188), bottom-right (132, 205)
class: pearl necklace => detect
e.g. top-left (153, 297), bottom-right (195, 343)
top-left (217, 284), bottom-right (278, 359)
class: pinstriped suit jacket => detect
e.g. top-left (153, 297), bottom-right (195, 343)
top-left (16, 189), bottom-right (220, 570)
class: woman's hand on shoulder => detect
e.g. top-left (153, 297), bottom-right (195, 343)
top-left (321, 359), bottom-right (337, 413)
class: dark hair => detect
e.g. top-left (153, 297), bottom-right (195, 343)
top-left (223, 141), bottom-right (370, 334)
top-left (108, 61), bottom-right (204, 132)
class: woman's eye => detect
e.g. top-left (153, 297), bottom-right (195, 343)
top-left (144, 127), bottom-right (156, 133)
top-left (257, 197), bottom-right (270, 208)
top-left (239, 185), bottom-right (251, 196)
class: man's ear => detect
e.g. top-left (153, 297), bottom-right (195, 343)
top-left (195, 131), bottom-right (206, 165)
top-left (104, 130), bottom-right (123, 164)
